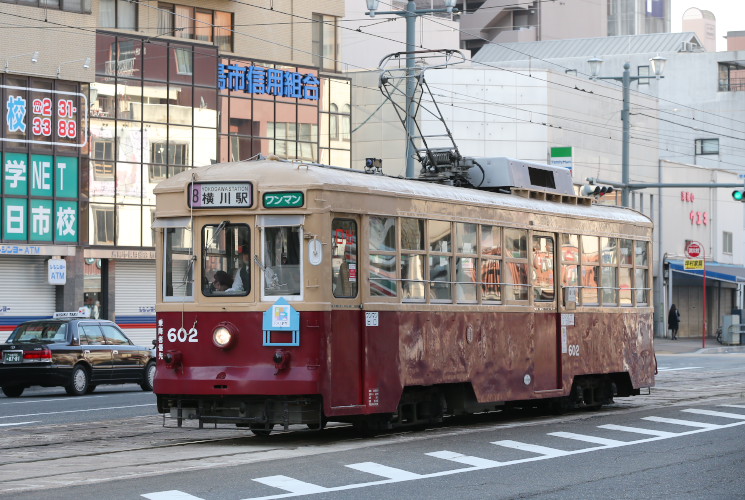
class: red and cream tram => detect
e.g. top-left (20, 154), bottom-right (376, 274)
top-left (152, 156), bottom-right (655, 435)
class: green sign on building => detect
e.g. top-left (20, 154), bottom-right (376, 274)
top-left (1, 153), bottom-right (80, 243)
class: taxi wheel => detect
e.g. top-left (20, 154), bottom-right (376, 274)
top-left (65, 365), bottom-right (90, 396)
top-left (141, 362), bottom-right (156, 392)
top-left (1, 386), bottom-right (24, 398)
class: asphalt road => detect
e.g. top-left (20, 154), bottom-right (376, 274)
top-left (0, 353), bottom-right (743, 499)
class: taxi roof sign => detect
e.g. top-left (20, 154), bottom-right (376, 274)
top-left (53, 311), bottom-right (88, 319)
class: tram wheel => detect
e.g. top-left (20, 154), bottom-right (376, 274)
top-left (249, 424), bottom-right (274, 437)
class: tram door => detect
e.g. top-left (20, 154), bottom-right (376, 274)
top-left (532, 232), bottom-right (561, 391)
top-left (328, 216), bottom-right (364, 407)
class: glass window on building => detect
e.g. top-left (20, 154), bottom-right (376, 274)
top-left (312, 14), bottom-right (339, 72)
top-left (100, 0), bottom-right (137, 30)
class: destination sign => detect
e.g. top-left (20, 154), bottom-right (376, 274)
top-left (188, 182), bottom-right (253, 209)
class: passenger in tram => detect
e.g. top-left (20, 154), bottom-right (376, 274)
top-left (226, 243), bottom-right (251, 293)
top-left (212, 271), bottom-right (233, 293)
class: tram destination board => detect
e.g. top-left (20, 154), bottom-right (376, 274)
top-left (188, 182), bottom-right (253, 209)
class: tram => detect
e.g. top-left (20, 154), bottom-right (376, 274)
top-left (152, 155), bottom-right (655, 435)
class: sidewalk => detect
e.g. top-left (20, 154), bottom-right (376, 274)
top-left (654, 336), bottom-right (745, 354)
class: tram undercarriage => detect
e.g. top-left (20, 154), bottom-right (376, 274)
top-left (157, 372), bottom-right (638, 436)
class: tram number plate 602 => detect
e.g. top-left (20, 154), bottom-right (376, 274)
top-left (167, 327), bottom-right (198, 343)
top-left (568, 344), bottom-right (580, 357)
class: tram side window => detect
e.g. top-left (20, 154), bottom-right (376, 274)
top-left (600, 237), bottom-right (618, 305)
top-left (532, 235), bottom-right (555, 302)
top-left (504, 228), bottom-right (528, 301)
top-left (429, 220), bottom-right (452, 301)
top-left (619, 239), bottom-right (633, 305)
top-left (332, 219), bottom-right (358, 298)
top-left (263, 226), bottom-right (301, 296)
top-left (202, 223), bottom-right (250, 297)
top-left (581, 235), bottom-right (599, 305)
top-left (369, 216), bottom-right (398, 297)
top-left (480, 225), bottom-right (502, 302)
top-left (164, 227), bottom-right (194, 301)
top-left (455, 223), bottom-right (478, 303)
top-left (635, 241), bottom-right (649, 304)
top-left (560, 234), bottom-right (579, 303)
top-left (401, 218), bottom-right (425, 301)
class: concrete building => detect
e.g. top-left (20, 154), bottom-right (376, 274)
top-left (0, 0), bottom-right (351, 343)
top-left (682, 7), bottom-right (716, 52)
top-left (457, 0), bottom-right (670, 55)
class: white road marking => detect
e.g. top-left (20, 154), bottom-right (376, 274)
top-left (597, 424), bottom-right (678, 438)
top-left (682, 409), bottom-right (745, 420)
top-left (548, 431), bottom-right (626, 446)
top-left (140, 407), bottom-right (745, 500)
top-left (142, 491), bottom-right (205, 500)
top-left (0, 421), bottom-right (38, 427)
top-left (491, 439), bottom-right (568, 457)
top-left (346, 462), bottom-right (421, 480)
top-left (657, 367), bottom-right (702, 372)
top-left (426, 450), bottom-right (502, 467)
top-left (252, 476), bottom-right (327, 494)
top-left (720, 404), bottom-right (745, 409)
top-left (642, 416), bottom-right (720, 429)
top-left (0, 404), bottom-right (153, 419)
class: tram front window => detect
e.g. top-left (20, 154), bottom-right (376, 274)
top-left (201, 223), bottom-right (250, 297)
top-left (262, 226), bottom-right (301, 296)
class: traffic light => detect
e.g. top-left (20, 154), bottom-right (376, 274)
top-left (732, 190), bottom-right (745, 201)
top-left (581, 184), bottom-right (614, 197)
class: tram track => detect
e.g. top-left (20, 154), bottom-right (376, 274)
top-left (0, 370), bottom-right (743, 496)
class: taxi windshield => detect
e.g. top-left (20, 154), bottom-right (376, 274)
top-left (7, 323), bottom-right (68, 343)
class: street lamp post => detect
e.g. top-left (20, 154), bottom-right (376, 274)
top-left (588, 55), bottom-right (667, 207)
top-left (366, 0), bottom-right (457, 178)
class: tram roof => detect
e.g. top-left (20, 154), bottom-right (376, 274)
top-left (154, 159), bottom-right (651, 226)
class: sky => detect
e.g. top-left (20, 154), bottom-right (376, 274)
top-left (671, 0), bottom-right (745, 51)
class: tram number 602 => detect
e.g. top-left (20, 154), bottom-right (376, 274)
top-left (167, 327), bottom-right (198, 343)
top-left (568, 344), bottom-right (580, 357)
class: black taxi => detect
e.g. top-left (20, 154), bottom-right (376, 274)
top-left (0, 313), bottom-right (155, 397)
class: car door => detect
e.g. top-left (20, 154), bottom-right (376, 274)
top-left (77, 324), bottom-right (113, 383)
top-left (100, 324), bottom-right (146, 381)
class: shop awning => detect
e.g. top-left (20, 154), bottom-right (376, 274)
top-left (669, 259), bottom-right (745, 284)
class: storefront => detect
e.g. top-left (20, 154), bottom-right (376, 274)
top-left (0, 74), bottom-right (86, 329)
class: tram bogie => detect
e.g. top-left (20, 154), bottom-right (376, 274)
top-left (152, 157), bottom-right (655, 435)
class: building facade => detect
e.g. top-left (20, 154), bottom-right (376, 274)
top-left (0, 0), bottom-right (351, 343)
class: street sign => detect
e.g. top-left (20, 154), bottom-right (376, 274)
top-left (685, 241), bottom-right (702, 258)
top-left (684, 259), bottom-right (704, 270)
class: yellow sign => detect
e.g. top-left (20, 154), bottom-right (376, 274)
top-left (684, 259), bottom-right (704, 270)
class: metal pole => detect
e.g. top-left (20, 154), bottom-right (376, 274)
top-left (621, 62), bottom-right (631, 208)
top-left (703, 246), bottom-right (707, 348)
top-left (405, 1), bottom-right (416, 179)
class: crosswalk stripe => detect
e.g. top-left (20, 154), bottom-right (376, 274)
top-left (642, 416), bottom-right (720, 429)
top-left (426, 450), bottom-right (502, 467)
top-left (252, 475), bottom-right (327, 494)
top-left (141, 491), bottom-right (205, 500)
top-left (0, 421), bottom-right (38, 427)
top-left (491, 439), bottom-right (568, 457)
top-left (597, 424), bottom-right (678, 437)
top-left (682, 409), bottom-right (745, 420)
top-left (346, 462), bottom-right (421, 480)
top-left (548, 431), bottom-right (626, 446)
top-left (720, 404), bottom-right (745, 409)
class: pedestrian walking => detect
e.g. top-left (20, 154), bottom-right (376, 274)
top-left (668, 304), bottom-right (680, 340)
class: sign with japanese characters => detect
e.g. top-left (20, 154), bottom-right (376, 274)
top-left (1, 85), bottom-right (87, 147)
top-left (684, 259), bottom-right (704, 270)
top-left (188, 182), bottom-right (253, 209)
top-left (218, 63), bottom-right (320, 101)
top-left (1, 152), bottom-right (79, 243)
top-left (263, 191), bottom-right (304, 208)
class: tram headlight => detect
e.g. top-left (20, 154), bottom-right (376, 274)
top-left (212, 322), bottom-right (238, 349)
